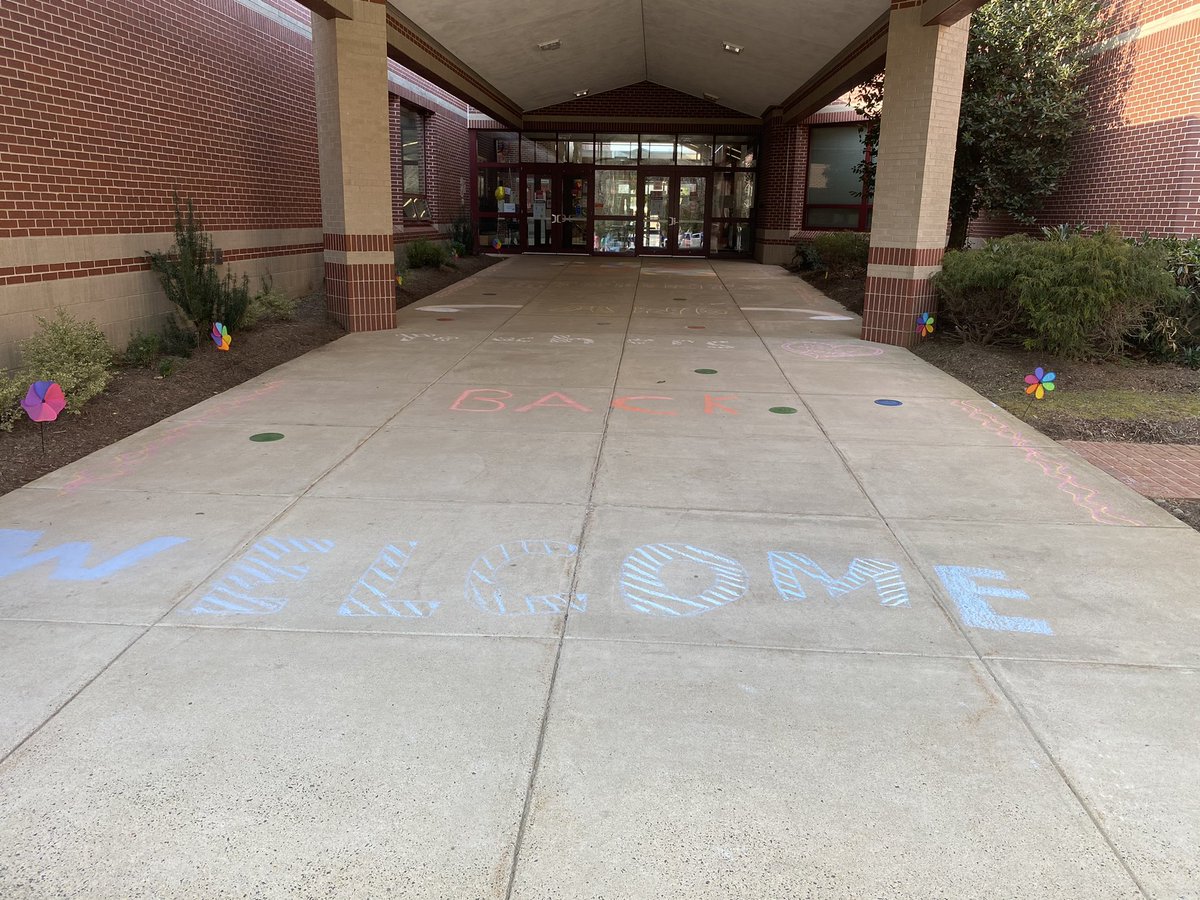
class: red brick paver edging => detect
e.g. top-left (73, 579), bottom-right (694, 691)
top-left (1062, 441), bottom-right (1200, 499)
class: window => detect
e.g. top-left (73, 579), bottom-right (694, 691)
top-left (399, 108), bottom-right (429, 220)
top-left (804, 125), bottom-right (872, 230)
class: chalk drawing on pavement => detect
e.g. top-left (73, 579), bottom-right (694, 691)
top-left (465, 540), bottom-right (586, 616)
top-left (768, 552), bottom-right (910, 607)
top-left (341, 542), bottom-right (438, 618)
top-left (619, 543), bottom-right (749, 617)
top-left (0, 529), bottom-right (188, 581)
top-left (191, 537), bottom-right (335, 615)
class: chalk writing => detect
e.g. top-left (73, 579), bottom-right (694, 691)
top-left (465, 540), bottom-right (586, 615)
top-left (934, 566), bottom-right (1053, 635)
top-left (0, 529), bottom-right (187, 581)
top-left (192, 537), bottom-right (335, 615)
top-left (620, 543), bottom-right (749, 617)
top-left (550, 335), bottom-right (595, 344)
top-left (768, 552), bottom-right (909, 607)
top-left (742, 308), bottom-right (854, 321)
top-left (396, 334), bottom-right (460, 342)
top-left (779, 341), bottom-right (885, 359)
top-left (341, 542), bottom-right (438, 617)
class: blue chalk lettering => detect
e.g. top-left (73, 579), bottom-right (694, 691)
top-left (465, 540), bottom-right (586, 616)
top-left (192, 536), bottom-right (334, 615)
top-left (620, 543), bottom-right (748, 617)
top-left (768, 552), bottom-right (909, 607)
top-left (0, 529), bottom-right (187, 581)
top-left (341, 542), bottom-right (439, 618)
top-left (934, 566), bottom-right (1052, 635)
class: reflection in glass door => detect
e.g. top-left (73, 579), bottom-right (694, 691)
top-left (560, 173), bottom-right (591, 251)
top-left (675, 174), bottom-right (707, 255)
top-left (525, 171), bottom-right (554, 250)
top-left (638, 172), bottom-right (709, 254)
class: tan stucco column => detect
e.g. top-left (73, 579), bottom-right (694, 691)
top-left (311, 0), bottom-right (395, 331)
top-left (862, 2), bottom-right (971, 347)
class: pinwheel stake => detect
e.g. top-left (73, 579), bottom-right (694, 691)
top-left (915, 312), bottom-right (935, 338)
top-left (211, 322), bottom-right (231, 351)
top-left (1021, 367), bottom-right (1057, 419)
top-left (20, 381), bottom-right (66, 453)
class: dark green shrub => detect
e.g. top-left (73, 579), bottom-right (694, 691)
top-left (18, 309), bottom-right (114, 412)
top-left (935, 236), bottom-right (1029, 344)
top-left (1015, 229), bottom-right (1179, 358)
top-left (790, 242), bottom-right (822, 271)
top-left (405, 238), bottom-right (448, 268)
top-left (812, 232), bottom-right (870, 276)
top-left (1130, 235), bottom-right (1200, 360)
top-left (147, 192), bottom-right (252, 339)
top-left (161, 317), bottom-right (199, 357)
top-left (450, 211), bottom-right (473, 255)
top-left (158, 357), bottom-right (178, 378)
top-left (123, 331), bottom-right (162, 368)
top-left (242, 275), bottom-right (299, 330)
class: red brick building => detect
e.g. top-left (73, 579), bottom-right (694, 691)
top-left (5, 0), bottom-right (1191, 361)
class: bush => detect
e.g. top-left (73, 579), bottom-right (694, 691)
top-left (147, 192), bottom-right (252, 339)
top-left (241, 276), bottom-right (298, 330)
top-left (935, 236), bottom-right (1031, 344)
top-left (935, 229), bottom-right (1184, 358)
top-left (450, 210), bottom-right (473, 255)
top-left (1130, 235), bottom-right (1200, 360)
top-left (1015, 229), bottom-right (1179, 358)
top-left (405, 238), bottom-right (447, 269)
top-left (18, 309), bottom-right (114, 412)
top-left (790, 242), bottom-right (822, 271)
top-left (0, 372), bottom-right (24, 432)
top-left (812, 232), bottom-right (870, 277)
top-left (123, 331), bottom-right (162, 368)
top-left (161, 317), bottom-right (199, 358)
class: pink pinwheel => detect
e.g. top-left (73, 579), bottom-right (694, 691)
top-left (21, 381), bottom-right (66, 423)
top-left (1024, 367), bottom-right (1056, 400)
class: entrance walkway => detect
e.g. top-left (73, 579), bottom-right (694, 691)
top-left (1, 257), bottom-right (1196, 898)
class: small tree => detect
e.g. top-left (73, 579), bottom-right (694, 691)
top-left (853, 0), bottom-right (1102, 247)
top-left (147, 192), bottom-right (250, 341)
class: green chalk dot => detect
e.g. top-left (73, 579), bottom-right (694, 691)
top-left (769, 406), bottom-right (798, 415)
top-left (249, 432), bottom-right (285, 442)
top-left (694, 368), bottom-right (718, 375)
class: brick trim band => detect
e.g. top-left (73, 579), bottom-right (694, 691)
top-left (867, 246), bottom-right (946, 267)
top-left (323, 233), bottom-right (393, 252)
top-left (1, 243), bottom-right (323, 286)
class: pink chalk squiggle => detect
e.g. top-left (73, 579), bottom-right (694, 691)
top-left (952, 399), bottom-right (1143, 527)
top-left (58, 380), bottom-right (286, 494)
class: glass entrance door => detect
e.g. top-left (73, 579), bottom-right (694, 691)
top-left (559, 172), bottom-right (591, 252)
top-left (637, 171), bottom-right (709, 255)
top-left (524, 170), bottom-right (554, 250)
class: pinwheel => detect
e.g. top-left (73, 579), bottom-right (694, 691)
top-left (1024, 367), bottom-right (1056, 400)
top-left (916, 312), bottom-right (935, 337)
top-left (20, 380), bottom-right (66, 452)
top-left (211, 322), bottom-right (231, 351)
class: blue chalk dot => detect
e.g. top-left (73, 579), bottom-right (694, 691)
top-left (874, 399), bottom-right (903, 407)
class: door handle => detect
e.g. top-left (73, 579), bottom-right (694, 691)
top-left (668, 217), bottom-right (678, 226)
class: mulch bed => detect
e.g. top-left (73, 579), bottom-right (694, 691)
top-left (1156, 499), bottom-right (1200, 530)
top-left (0, 255), bottom-right (502, 497)
top-left (799, 270), bottom-right (865, 315)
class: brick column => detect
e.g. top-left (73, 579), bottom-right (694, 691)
top-left (862, 2), bottom-right (971, 347)
top-left (311, 0), bottom-right (395, 331)
top-left (754, 113), bottom-right (805, 266)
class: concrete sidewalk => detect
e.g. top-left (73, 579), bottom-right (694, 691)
top-left (1, 256), bottom-right (1196, 898)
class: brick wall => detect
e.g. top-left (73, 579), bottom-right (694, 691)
top-left (0, 0), bottom-right (471, 368)
top-left (972, 0), bottom-right (1200, 239)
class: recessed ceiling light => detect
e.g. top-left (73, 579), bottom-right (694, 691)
top-left (537, 40), bottom-right (561, 51)
top-left (703, 92), bottom-right (720, 102)
top-left (574, 89), bottom-right (589, 97)
top-left (722, 42), bottom-right (743, 54)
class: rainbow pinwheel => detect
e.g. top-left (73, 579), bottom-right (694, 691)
top-left (916, 312), bottom-right (935, 337)
top-left (211, 322), bottom-right (231, 351)
top-left (1024, 367), bottom-right (1056, 399)
top-left (491, 237), bottom-right (502, 251)
top-left (21, 380), bottom-right (66, 423)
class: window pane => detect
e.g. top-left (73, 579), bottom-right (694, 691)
top-left (477, 168), bottom-right (520, 210)
top-left (715, 136), bottom-right (756, 168)
top-left (676, 135), bottom-right (713, 165)
top-left (595, 169), bottom-right (637, 217)
top-left (806, 207), bottom-right (861, 229)
top-left (597, 134), bottom-right (637, 165)
top-left (557, 133), bottom-right (594, 164)
top-left (478, 216), bottom-right (521, 250)
top-left (711, 221), bottom-right (751, 253)
top-left (521, 133), bottom-right (557, 163)
top-left (712, 171), bottom-right (754, 218)
top-left (403, 163), bottom-right (422, 195)
top-left (595, 220), bottom-right (636, 254)
top-left (476, 130), bottom-right (518, 163)
top-left (402, 196), bottom-right (429, 220)
top-left (806, 126), bottom-right (867, 206)
top-left (639, 134), bottom-right (674, 164)
top-left (401, 110), bottom-right (423, 163)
